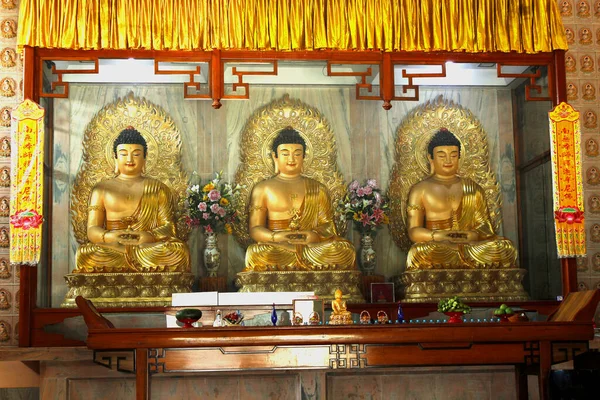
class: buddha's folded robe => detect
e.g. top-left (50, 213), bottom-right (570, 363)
top-left (75, 178), bottom-right (190, 273)
top-left (407, 178), bottom-right (517, 270)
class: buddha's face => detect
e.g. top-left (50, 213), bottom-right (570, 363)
top-left (273, 143), bottom-right (304, 176)
top-left (115, 143), bottom-right (145, 177)
top-left (429, 145), bottom-right (460, 177)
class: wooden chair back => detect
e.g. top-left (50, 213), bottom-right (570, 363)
top-left (75, 296), bottom-right (115, 329)
top-left (547, 289), bottom-right (600, 322)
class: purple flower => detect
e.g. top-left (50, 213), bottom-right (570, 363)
top-left (198, 202), bottom-right (207, 211)
top-left (208, 189), bottom-right (221, 202)
top-left (349, 180), bottom-right (360, 191)
top-left (363, 186), bottom-right (373, 195)
top-left (367, 179), bottom-right (378, 189)
top-left (202, 212), bottom-right (210, 220)
top-left (356, 187), bottom-right (365, 197)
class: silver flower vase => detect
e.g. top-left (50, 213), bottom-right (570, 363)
top-left (203, 232), bottom-right (221, 277)
top-left (359, 232), bottom-right (377, 275)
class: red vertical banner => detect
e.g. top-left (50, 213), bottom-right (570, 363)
top-left (548, 102), bottom-right (585, 258)
top-left (9, 100), bottom-right (45, 265)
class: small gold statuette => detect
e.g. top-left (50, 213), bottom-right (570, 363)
top-left (329, 289), bottom-right (353, 325)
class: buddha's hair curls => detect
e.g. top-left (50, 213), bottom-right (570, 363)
top-left (112, 126), bottom-right (148, 158)
top-left (427, 128), bottom-right (461, 158)
top-left (271, 127), bottom-right (306, 156)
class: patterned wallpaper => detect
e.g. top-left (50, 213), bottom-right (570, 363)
top-left (559, 0), bottom-right (600, 295)
top-left (0, 0), bottom-right (20, 348)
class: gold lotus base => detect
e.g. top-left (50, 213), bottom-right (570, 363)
top-left (329, 313), bottom-right (353, 325)
top-left (398, 268), bottom-right (528, 303)
top-left (235, 270), bottom-right (364, 303)
top-left (61, 272), bottom-right (194, 308)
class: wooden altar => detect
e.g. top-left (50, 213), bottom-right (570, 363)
top-left (76, 290), bottom-right (600, 400)
top-left (85, 321), bottom-right (594, 400)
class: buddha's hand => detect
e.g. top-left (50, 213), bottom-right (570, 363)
top-left (115, 229), bottom-right (155, 246)
top-left (284, 230), bottom-right (320, 245)
top-left (436, 230), bottom-right (479, 243)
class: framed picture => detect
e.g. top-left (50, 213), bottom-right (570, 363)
top-left (371, 282), bottom-right (394, 303)
top-left (292, 299), bottom-right (324, 325)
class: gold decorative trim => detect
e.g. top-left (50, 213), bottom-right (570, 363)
top-left (387, 96), bottom-right (503, 251)
top-left (396, 268), bottom-right (528, 303)
top-left (61, 272), bottom-right (194, 308)
top-left (233, 94), bottom-right (348, 248)
top-left (70, 92), bottom-right (190, 245)
top-left (236, 270), bottom-right (364, 303)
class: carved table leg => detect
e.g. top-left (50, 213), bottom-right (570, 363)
top-left (135, 348), bottom-right (149, 400)
top-left (515, 364), bottom-right (528, 400)
top-left (538, 341), bottom-right (551, 400)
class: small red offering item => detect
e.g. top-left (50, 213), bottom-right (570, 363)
top-left (223, 311), bottom-right (244, 325)
top-left (444, 311), bottom-right (464, 323)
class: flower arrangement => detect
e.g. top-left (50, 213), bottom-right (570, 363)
top-left (338, 179), bottom-right (389, 234)
top-left (186, 171), bottom-right (242, 234)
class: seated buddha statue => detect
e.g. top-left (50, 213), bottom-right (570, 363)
top-left (406, 128), bottom-right (518, 270)
top-left (329, 289), bottom-right (352, 325)
top-left (244, 127), bottom-right (356, 271)
top-left (74, 127), bottom-right (190, 273)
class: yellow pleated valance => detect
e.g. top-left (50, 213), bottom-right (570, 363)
top-left (18, 0), bottom-right (567, 53)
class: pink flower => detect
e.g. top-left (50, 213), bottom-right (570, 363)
top-left (349, 180), bottom-right (360, 191)
top-left (198, 202), bottom-right (207, 211)
top-left (202, 212), bottom-right (210, 220)
top-left (204, 225), bottom-right (213, 234)
top-left (363, 186), bottom-right (373, 195)
top-left (372, 207), bottom-right (384, 223)
top-left (367, 179), bottom-right (378, 189)
top-left (210, 203), bottom-right (221, 213)
top-left (360, 212), bottom-right (373, 227)
top-left (356, 187), bottom-right (365, 197)
top-left (208, 189), bottom-right (221, 202)
top-left (218, 208), bottom-right (226, 217)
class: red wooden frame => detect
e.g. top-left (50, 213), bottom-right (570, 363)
top-left (18, 46), bottom-right (572, 347)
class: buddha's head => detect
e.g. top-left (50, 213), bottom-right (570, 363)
top-left (271, 127), bottom-right (306, 177)
top-left (334, 288), bottom-right (342, 300)
top-left (112, 126), bottom-right (147, 177)
top-left (427, 128), bottom-right (461, 177)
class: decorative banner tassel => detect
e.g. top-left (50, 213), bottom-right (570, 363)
top-left (9, 100), bottom-right (45, 265)
top-left (548, 102), bottom-right (586, 258)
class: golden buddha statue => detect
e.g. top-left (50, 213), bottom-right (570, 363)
top-left (74, 127), bottom-right (190, 273)
top-left (329, 289), bottom-right (352, 325)
top-left (244, 127), bottom-right (356, 271)
top-left (406, 128), bottom-right (517, 270)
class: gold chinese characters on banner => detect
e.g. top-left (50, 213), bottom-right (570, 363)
top-left (548, 102), bottom-right (585, 258)
top-left (9, 100), bottom-right (45, 265)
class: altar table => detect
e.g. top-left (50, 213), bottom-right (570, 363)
top-left (85, 321), bottom-right (594, 400)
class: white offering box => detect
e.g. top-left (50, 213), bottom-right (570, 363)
top-left (167, 291), bottom-right (315, 327)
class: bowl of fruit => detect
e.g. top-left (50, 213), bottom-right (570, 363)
top-left (438, 296), bottom-right (471, 323)
top-left (223, 310), bottom-right (244, 326)
top-left (493, 304), bottom-right (514, 322)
